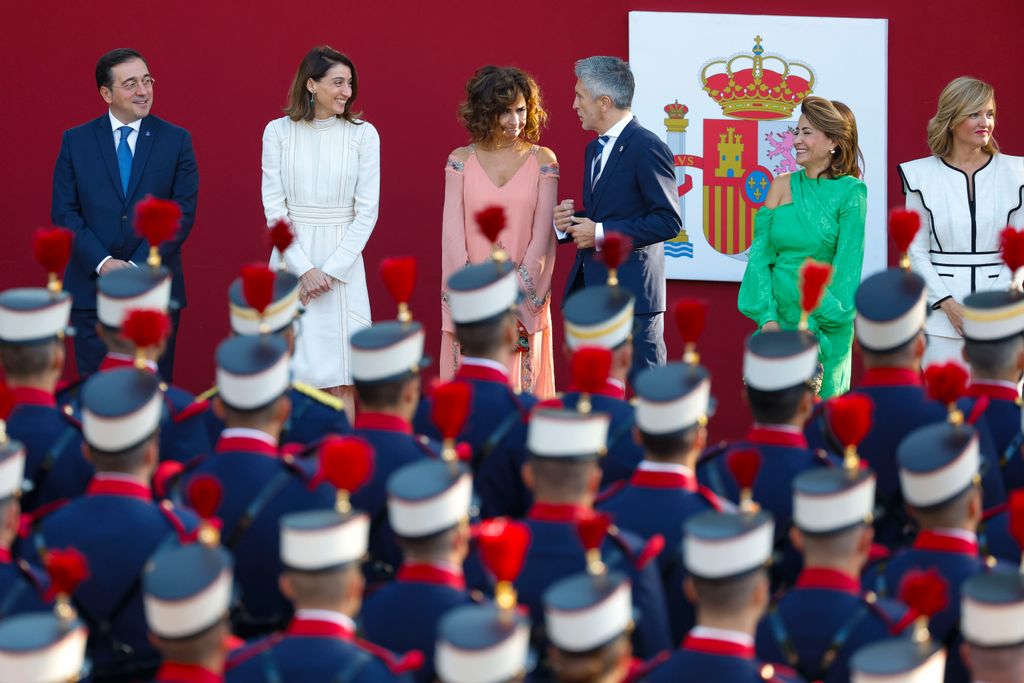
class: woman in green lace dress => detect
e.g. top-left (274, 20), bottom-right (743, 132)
top-left (738, 97), bottom-right (867, 397)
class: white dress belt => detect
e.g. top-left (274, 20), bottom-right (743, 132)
top-left (928, 250), bottom-right (1003, 267)
top-left (287, 204), bottom-right (356, 225)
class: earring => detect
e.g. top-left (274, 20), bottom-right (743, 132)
top-left (830, 147), bottom-right (837, 155)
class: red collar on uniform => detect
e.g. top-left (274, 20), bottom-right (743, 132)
top-left (396, 563), bottom-right (466, 590)
top-left (682, 635), bottom-right (755, 659)
top-left (215, 436), bottom-right (279, 458)
top-left (286, 617), bottom-right (355, 640)
top-left (354, 412), bottom-right (413, 434)
top-left (568, 379), bottom-right (627, 401)
top-left (860, 368), bottom-right (922, 387)
top-left (629, 469), bottom-right (697, 491)
top-left (746, 426), bottom-right (807, 449)
top-left (0, 548), bottom-right (10, 564)
top-left (795, 567), bottom-right (861, 595)
top-left (100, 353), bottom-right (158, 374)
top-left (526, 503), bottom-right (590, 523)
top-left (455, 363), bottom-right (509, 385)
top-left (967, 382), bottom-right (1020, 403)
top-left (10, 387), bottom-right (56, 408)
top-left (913, 529), bottom-right (978, 556)
top-left (86, 476), bottom-right (152, 501)
top-left (153, 662), bottom-right (223, 683)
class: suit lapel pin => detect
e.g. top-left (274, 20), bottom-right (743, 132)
top-left (145, 131), bottom-right (152, 137)
top-left (618, 145), bottom-right (624, 152)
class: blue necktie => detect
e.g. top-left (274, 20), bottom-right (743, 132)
top-left (591, 135), bottom-right (610, 190)
top-left (116, 125), bottom-right (133, 195)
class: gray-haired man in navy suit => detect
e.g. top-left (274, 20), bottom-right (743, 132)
top-left (52, 48), bottom-right (198, 382)
top-left (554, 56), bottom-right (681, 378)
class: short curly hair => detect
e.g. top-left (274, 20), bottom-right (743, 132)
top-left (458, 66), bottom-right (547, 144)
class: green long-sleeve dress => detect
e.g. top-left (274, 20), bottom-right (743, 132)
top-left (738, 169), bottom-right (867, 398)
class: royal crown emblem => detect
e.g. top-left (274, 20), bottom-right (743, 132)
top-left (700, 36), bottom-right (815, 120)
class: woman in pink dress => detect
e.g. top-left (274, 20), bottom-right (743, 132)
top-left (441, 66), bottom-right (558, 397)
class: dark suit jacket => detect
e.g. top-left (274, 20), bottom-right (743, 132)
top-left (564, 117), bottom-right (681, 314)
top-left (51, 114), bottom-right (198, 309)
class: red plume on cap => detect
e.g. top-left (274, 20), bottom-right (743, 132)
top-left (0, 378), bottom-right (13, 423)
top-left (187, 475), bottom-right (223, 521)
top-left (121, 309), bottom-right (171, 350)
top-left (33, 227), bottom-right (73, 292)
top-left (727, 448), bottom-right (762, 491)
top-left (799, 260), bottom-right (832, 323)
top-left (134, 196), bottom-right (181, 266)
top-left (598, 232), bottom-right (632, 273)
top-left (431, 381), bottom-right (472, 442)
top-left (380, 257), bottom-right (417, 322)
top-left (828, 394), bottom-right (874, 469)
top-left (153, 461), bottom-right (184, 500)
top-left (241, 264), bottom-right (276, 316)
top-left (1009, 491), bottom-right (1024, 572)
top-left (576, 510), bottom-right (611, 552)
top-left (924, 362), bottom-right (970, 425)
top-left (476, 206), bottom-right (506, 244)
top-left (268, 219), bottom-right (295, 254)
top-left (899, 568), bottom-right (949, 622)
top-left (674, 298), bottom-right (708, 364)
top-left (318, 436), bottom-right (375, 496)
top-left (476, 517), bottom-right (531, 584)
top-left (44, 548), bottom-right (90, 602)
top-left (1000, 226), bottom-right (1024, 274)
top-left (889, 209), bottom-right (921, 268)
top-left (571, 347), bottom-right (612, 394)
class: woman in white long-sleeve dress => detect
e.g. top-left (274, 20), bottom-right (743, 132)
top-left (899, 76), bottom-right (1024, 368)
top-left (262, 45), bottom-right (379, 417)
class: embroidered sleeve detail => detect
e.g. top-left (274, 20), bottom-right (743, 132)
top-left (539, 162), bottom-right (560, 178)
top-left (446, 157), bottom-right (465, 173)
top-left (518, 264), bottom-right (549, 309)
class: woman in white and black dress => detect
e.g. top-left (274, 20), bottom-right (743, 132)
top-left (262, 45), bottom-right (380, 419)
top-left (899, 76), bottom-right (1024, 368)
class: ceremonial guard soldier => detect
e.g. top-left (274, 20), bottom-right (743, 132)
top-left (361, 442), bottom-right (476, 683)
top-left (435, 518), bottom-right (531, 683)
top-left (178, 330), bottom-right (337, 636)
top-left (647, 452), bottom-right (803, 682)
top-left (959, 553), bottom-right (1024, 683)
top-left (756, 394), bottom-right (911, 683)
top-left (699, 263), bottom-right (837, 588)
top-left (561, 232), bottom-right (643, 487)
top-left (505, 408), bottom-right (671, 661)
top-left (144, 483), bottom-right (237, 683)
top-left (0, 425), bottom-right (50, 618)
top-left (542, 519), bottom-right (638, 683)
top-left (0, 548), bottom-right (89, 683)
top-left (227, 452), bottom-right (421, 682)
top-left (418, 228), bottom-right (536, 519)
top-left (201, 242), bottom-right (350, 448)
top-left (349, 257), bottom-right (439, 582)
top-left (0, 228), bottom-right (91, 510)
top-left (958, 230), bottom-right (1024, 491)
top-left (849, 572), bottom-right (949, 683)
top-left (597, 298), bottom-right (722, 642)
top-left (865, 373), bottom-right (1013, 683)
top-left (61, 197), bottom-right (212, 464)
top-left (23, 363), bottom-right (198, 679)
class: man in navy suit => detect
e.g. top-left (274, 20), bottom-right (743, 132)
top-left (553, 55), bottom-right (682, 375)
top-left (52, 48), bottom-right (198, 382)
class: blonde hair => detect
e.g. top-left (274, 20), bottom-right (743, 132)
top-left (927, 77), bottom-right (999, 158)
top-left (800, 96), bottom-right (862, 179)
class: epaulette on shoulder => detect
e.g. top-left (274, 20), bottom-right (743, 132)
top-left (696, 441), bottom-right (730, 468)
top-left (172, 399), bottom-right (209, 424)
top-left (292, 381), bottom-right (344, 411)
top-left (608, 527), bottom-right (664, 571)
top-left (595, 480), bottom-right (628, 505)
top-left (225, 634), bottom-right (284, 671)
top-left (352, 638), bottom-right (424, 675)
top-left (195, 386), bottom-right (219, 403)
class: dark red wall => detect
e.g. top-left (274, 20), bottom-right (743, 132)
top-left (2, 0), bottom-right (1021, 441)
